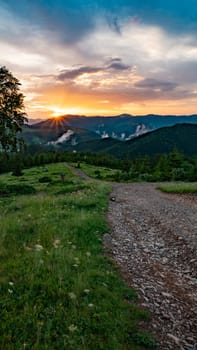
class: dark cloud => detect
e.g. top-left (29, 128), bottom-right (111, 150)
top-left (58, 60), bottom-right (130, 80)
top-left (58, 66), bottom-right (102, 80)
top-left (0, 0), bottom-right (96, 44)
top-left (135, 78), bottom-right (178, 91)
top-left (108, 62), bottom-right (130, 70)
top-left (165, 61), bottom-right (197, 85)
top-left (2, 0), bottom-right (197, 46)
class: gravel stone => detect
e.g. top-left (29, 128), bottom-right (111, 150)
top-left (105, 183), bottom-right (197, 350)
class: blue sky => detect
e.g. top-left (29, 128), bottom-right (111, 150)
top-left (1, 0), bottom-right (197, 117)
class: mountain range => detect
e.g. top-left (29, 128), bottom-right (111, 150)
top-left (23, 114), bottom-right (197, 157)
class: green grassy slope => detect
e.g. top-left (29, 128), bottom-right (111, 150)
top-left (0, 164), bottom-right (155, 349)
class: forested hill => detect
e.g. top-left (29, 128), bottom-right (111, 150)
top-left (25, 114), bottom-right (197, 144)
top-left (69, 124), bottom-right (197, 158)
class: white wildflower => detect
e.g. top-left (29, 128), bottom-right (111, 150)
top-left (24, 245), bottom-right (32, 251)
top-left (8, 289), bottom-right (13, 294)
top-left (68, 324), bottom-right (77, 332)
top-left (84, 289), bottom-right (90, 294)
top-left (53, 239), bottom-right (61, 248)
top-left (88, 303), bottom-right (94, 308)
top-left (34, 244), bottom-right (44, 251)
top-left (9, 281), bottom-right (14, 286)
top-left (68, 292), bottom-right (76, 300)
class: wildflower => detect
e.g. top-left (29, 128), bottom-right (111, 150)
top-left (8, 289), bottom-right (13, 294)
top-left (53, 239), bottom-right (61, 248)
top-left (84, 289), bottom-right (90, 294)
top-left (88, 303), bottom-right (94, 308)
top-left (9, 281), bottom-right (14, 286)
top-left (68, 292), bottom-right (76, 300)
top-left (73, 264), bottom-right (78, 268)
top-left (24, 245), bottom-right (32, 251)
top-left (68, 324), bottom-right (77, 332)
top-left (34, 244), bottom-right (44, 251)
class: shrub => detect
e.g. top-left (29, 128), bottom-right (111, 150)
top-left (94, 170), bottom-right (101, 178)
top-left (0, 182), bottom-right (10, 195)
top-left (7, 183), bottom-right (36, 195)
top-left (39, 176), bottom-right (52, 183)
top-left (0, 182), bottom-right (36, 196)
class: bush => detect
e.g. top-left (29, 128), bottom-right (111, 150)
top-left (0, 182), bottom-right (10, 195)
top-left (94, 170), bottom-right (101, 178)
top-left (0, 183), bottom-right (36, 196)
top-left (39, 176), bottom-right (52, 183)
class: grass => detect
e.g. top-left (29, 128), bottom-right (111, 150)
top-left (0, 163), bottom-right (156, 350)
top-left (158, 182), bottom-right (197, 193)
top-left (72, 162), bottom-right (119, 181)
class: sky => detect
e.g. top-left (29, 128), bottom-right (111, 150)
top-left (0, 0), bottom-right (197, 119)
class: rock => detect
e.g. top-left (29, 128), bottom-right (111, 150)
top-left (106, 183), bottom-right (197, 350)
top-left (167, 334), bottom-right (180, 345)
top-left (161, 292), bottom-right (172, 298)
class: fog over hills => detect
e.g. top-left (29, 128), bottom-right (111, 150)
top-left (23, 115), bottom-right (197, 157)
top-left (25, 114), bottom-right (197, 145)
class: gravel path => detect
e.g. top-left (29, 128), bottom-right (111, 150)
top-left (64, 163), bottom-right (94, 181)
top-left (105, 183), bottom-right (197, 350)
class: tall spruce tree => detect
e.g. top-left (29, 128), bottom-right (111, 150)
top-left (0, 66), bottom-right (27, 152)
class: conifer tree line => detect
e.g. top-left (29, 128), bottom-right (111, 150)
top-left (0, 149), bottom-right (197, 182)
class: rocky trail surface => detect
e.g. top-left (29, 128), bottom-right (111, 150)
top-left (64, 164), bottom-right (197, 349)
top-left (105, 183), bottom-right (197, 350)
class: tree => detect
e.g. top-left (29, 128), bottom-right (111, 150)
top-left (0, 66), bottom-right (27, 152)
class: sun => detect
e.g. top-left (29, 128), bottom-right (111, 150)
top-left (49, 106), bottom-right (81, 117)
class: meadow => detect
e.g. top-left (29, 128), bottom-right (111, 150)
top-left (158, 182), bottom-right (197, 193)
top-left (0, 163), bottom-right (156, 350)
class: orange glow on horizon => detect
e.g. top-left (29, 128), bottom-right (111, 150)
top-left (25, 84), bottom-right (197, 120)
top-left (50, 106), bottom-right (83, 117)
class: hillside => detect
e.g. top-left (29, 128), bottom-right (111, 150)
top-left (68, 124), bottom-right (197, 157)
top-left (24, 114), bottom-right (197, 144)
top-left (22, 123), bottom-right (100, 146)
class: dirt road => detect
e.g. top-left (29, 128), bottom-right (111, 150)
top-left (106, 183), bottom-right (197, 350)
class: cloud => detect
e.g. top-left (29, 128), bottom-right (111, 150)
top-left (135, 78), bottom-right (178, 91)
top-left (58, 66), bottom-right (102, 80)
top-left (108, 62), bottom-right (130, 70)
top-left (57, 59), bottom-right (131, 81)
top-left (1, 0), bottom-right (197, 116)
top-left (2, 0), bottom-right (197, 48)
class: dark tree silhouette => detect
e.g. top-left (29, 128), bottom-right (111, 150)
top-left (0, 66), bottom-right (27, 151)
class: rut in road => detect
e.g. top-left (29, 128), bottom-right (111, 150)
top-left (105, 183), bottom-right (197, 350)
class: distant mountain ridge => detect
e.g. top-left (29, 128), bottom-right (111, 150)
top-left (24, 114), bottom-right (197, 146)
top-left (68, 123), bottom-right (197, 158)
top-left (22, 115), bottom-right (197, 158)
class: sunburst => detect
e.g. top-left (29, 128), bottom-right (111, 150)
top-left (50, 106), bottom-right (81, 117)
